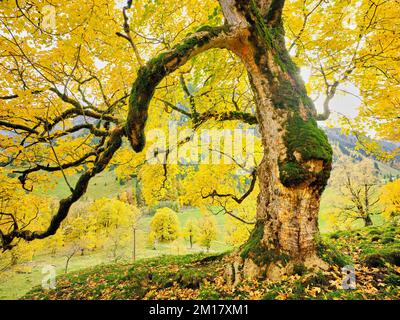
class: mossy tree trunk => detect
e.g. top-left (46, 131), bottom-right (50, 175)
top-left (219, 0), bottom-right (333, 280)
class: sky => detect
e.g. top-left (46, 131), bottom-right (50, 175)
top-left (315, 83), bottom-right (361, 120)
top-left (301, 69), bottom-right (361, 122)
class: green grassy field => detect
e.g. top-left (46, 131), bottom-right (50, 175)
top-left (37, 171), bottom-right (125, 200)
top-left (22, 224), bottom-right (400, 300)
top-left (0, 206), bottom-right (232, 300)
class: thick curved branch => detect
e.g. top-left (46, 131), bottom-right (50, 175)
top-left (48, 88), bottom-right (119, 125)
top-left (0, 90), bottom-right (43, 101)
top-left (315, 68), bottom-right (355, 121)
top-left (126, 25), bottom-right (238, 152)
top-left (13, 149), bottom-right (102, 183)
top-left (159, 97), bottom-right (257, 126)
top-left (196, 110), bottom-right (258, 126)
top-left (1, 87), bottom-right (118, 138)
top-left (0, 94), bottom-right (20, 100)
top-left (53, 123), bottom-right (109, 138)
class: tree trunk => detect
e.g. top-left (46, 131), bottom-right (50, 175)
top-left (363, 184), bottom-right (373, 227)
top-left (132, 174), bottom-right (144, 207)
top-left (364, 215), bottom-right (373, 227)
top-left (133, 228), bottom-right (137, 261)
top-left (65, 253), bottom-right (74, 274)
top-left (10, 251), bottom-right (18, 266)
top-left (220, 0), bottom-right (333, 280)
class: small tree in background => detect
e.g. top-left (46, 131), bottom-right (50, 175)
top-left (183, 219), bottom-right (198, 249)
top-left (88, 198), bottom-right (141, 261)
top-left (147, 231), bottom-right (157, 250)
top-left (116, 190), bottom-right (143, 260)
top-left (330, 157), bottom-right (382, 227)
top-left (61, 216), bottom-right (93, 273)
top-left (149, 208), bottom-right (180, 243)
top-left (381, 179), bottom-right (400, 225)
top-left (196, 215), bottom-right (218, 252)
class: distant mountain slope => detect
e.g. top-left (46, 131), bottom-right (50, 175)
top-left (322, 127), bottom-right (400, 178)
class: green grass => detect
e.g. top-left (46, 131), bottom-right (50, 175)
top-left (5, 222), bottom-right (400, 300)
top-left (37, 171), bottom-right (126, 200)
top-left (0, 252), bottom-right (106, 300)
top-left (22, 253), bottom-right (225, 300)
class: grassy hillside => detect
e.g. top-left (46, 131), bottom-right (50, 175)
top-left (37, 171), bottom-right (125, 200)
top-left (0, 207), bottom-right (232, 300)
top-left (23, 224), bottom-right (400, 300)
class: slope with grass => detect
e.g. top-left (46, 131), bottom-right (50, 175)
top-left (23, 225), bottom-right (400, 300)
top-left (0, 207), bottom-right (231, 300)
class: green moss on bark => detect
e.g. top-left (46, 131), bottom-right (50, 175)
top-left (240, 223), bottom-right (264, 259)
top-left (249, 0), bottom-right (274, 48)
top-left (279, 114), bottom-right (333, 187)
top-left (286, 115), bottom-right (332, 162)
top-left (248, 0), bottom-right (301, 79)
top-left (246, 0), bottom-right (314, 114)
top-left (279, 162), bottom-right (309, 186)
